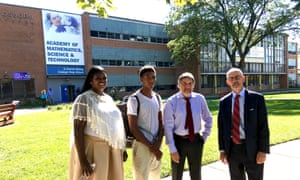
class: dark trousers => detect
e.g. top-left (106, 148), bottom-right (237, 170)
top-left (228, 143), bottom-right (264, 180)
top-left (172, 133), bottom-right (204, 180)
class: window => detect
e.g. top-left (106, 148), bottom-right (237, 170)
top-left (90, 31), bottom-right (98, 37)
top-left (201, 75), bottom-right (214, 88)
top-left (248, 75), bottom-right (259, 86)
top-left (124, 61), bottom-right (134, 66)
top-left (99, 31), bottom-right (106, 38)
top-left (89, 31), bottom-right (168, 44)
top-left (123, 34), bottom-right (130, 40)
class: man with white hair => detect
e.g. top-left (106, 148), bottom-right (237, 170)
top-left (218, 67), bottom-right (270, 180)
top-left (163, 72), bottom-right (213, 180)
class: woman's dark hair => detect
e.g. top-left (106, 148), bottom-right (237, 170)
top-left (79, 66), bottom-right (106, 94)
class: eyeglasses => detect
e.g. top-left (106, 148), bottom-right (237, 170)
top-left (179, 79), bottom-right (194, 87)
top-left (228, 75), bottom-right (242, 81)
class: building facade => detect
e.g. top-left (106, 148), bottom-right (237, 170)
top-left (0, 3), bottom-right (289, 103)
top-left (200, 35), bottom-right (288, 95)
top-left (287, 41), bottom-right (298, 87)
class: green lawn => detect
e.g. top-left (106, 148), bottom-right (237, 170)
top-left (0, 93), bottom-right (299, 179)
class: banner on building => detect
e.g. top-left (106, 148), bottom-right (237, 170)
top-left (42, 10), bottom-right (85, 75)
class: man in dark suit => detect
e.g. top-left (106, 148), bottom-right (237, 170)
top-left (218, 67), bottom-right (270, 180)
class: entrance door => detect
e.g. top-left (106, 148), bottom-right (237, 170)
top-left (60, 84), bottom-right (75, 102)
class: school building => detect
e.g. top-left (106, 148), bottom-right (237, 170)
top-left (0, 3), bottom-right (291, 103)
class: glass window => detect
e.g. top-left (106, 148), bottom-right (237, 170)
top-left (114, 33), bottom-right (121, 39)
top-left (101, 60), bottom-right (109, 66)
top-left (107, 32), bottom-right (114, 39)
top-left (99, 31), bottom-right (106, 38)
top-left (248, 75), bottom-right (259, 86)
top-left (163, 38), bottom-right (169, 44)
top-left (92, 59), bottom-right (101, 65)
top-left (136, 36), bottom-right (144, 41)
top-left (90, 31), bottom-right (98, 37)
top-left (123, 34), bottom-right (130, 40)
top-left (124, 60), bottom-right (134, 66)
top-left (261, 75), bottom-right (270, 85)
top-left (129, 35), bottom-right (136, 41)
top-left (138, 61), bottom-right (145, 66)
top-left (109, 60), bottom-right (122, 66)
top-left (201, 75), bottom-right (214, 88)
top-left (150, 37), bottom-right (156, 43)
top-left (217, 75), bottom-right (226, 87)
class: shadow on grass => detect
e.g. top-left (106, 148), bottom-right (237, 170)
top-left (266, 99), bottom-right (300, 115)
top-left (206, 99), bottom-right (300, 116)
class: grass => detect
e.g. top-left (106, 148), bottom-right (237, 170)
top-left (0, 93), bottom-right (299, 179)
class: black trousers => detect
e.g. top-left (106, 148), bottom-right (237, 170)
top-left (172, 133), bottom-right (204, 180)
top-left (228, 142), bottom-right (264, 180)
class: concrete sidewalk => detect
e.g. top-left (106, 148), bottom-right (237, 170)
top-left (162, 139), bottom-right (300, 180)
top-left (14, 107), bottom-right (48, 116)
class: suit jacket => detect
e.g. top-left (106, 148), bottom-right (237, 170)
top-left (218, 89), bottom-right (270, 160)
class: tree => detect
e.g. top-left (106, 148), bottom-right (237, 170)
top-left (165, 0), bottom-right (300, 72)
top-left (76, 0), bottom-right (196, 17)
top-left (76, 0), bottom-right (115, 17)
top-left (291, 0), bottom-right (300, 10)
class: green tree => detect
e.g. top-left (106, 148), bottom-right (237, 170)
top-left (165, 0), bottom-right (300, 73)
top-left (76, 0), bottom-right (115, 17)
top-left (291, 0), bottom-right (300, 10)
top-left (76, 0), bottom-right (196, 17)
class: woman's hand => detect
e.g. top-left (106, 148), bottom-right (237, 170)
top-left (81, 161), bottom-right (94, 177)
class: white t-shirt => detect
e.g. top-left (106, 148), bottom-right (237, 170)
top-left (127, 90), bottom-right (162, 143)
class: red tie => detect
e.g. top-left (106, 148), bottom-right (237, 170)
top-left (232, 95), bottom-right (240, 144)
top-left (185, 97), bottom-right (195, 142)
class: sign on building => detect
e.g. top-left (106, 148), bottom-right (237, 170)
top-left (42, 10), bottom-right (85, 75)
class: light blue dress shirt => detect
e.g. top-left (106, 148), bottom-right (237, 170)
top-left (163, 92), bottom-right (213, 153)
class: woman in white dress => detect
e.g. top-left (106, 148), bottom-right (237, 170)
top-left (68, 66), bottom-right (126, 180)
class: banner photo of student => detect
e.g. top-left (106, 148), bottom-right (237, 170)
top-left (42, 10), bottom-right (85, 75)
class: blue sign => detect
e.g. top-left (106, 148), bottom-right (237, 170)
top-left (13, 72), bottom-right (31, 80)
top-left (47, 65), bottom-right (85, 75)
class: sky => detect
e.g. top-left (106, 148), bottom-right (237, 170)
top-left (0, 0), bottom-right (171, 23)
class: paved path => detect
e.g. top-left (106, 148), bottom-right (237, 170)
top-left (14, 108), bottom-right (48, 116)
top-left (162, 139), bottom-right (300, 180)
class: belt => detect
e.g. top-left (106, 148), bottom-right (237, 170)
top-left (232, 139), bottom-right (246, 145)
top-left (174, 133), bottom-right (199, 139)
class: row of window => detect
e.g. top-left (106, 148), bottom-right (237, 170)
top-left (105, 74), bottom-right (280, 90)
top-left (201, 75), bottom-right (280, 88)
top-left (105, 84), bottom-right (177, 95)
top-left (0, 79), bottom-right (35, 101)
top-left (201, 61), bottom-right (286, 74)
top-left (92, 59), bottom-right (174, 67)
top-left (90, 30), bottom-right (170, 44)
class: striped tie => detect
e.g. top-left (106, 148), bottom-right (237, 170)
top-left (232, 94), bottom-right (240, 144)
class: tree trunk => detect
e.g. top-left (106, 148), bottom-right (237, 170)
top-left (180, 51), bottom-right (201, 91)
top-left (239, 55), bottom-right (246, 72)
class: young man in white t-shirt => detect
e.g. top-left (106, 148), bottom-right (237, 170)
top-left (127, 65), bottom-right (164, 180)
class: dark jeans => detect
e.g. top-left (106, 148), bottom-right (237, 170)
top-left (172, 133), bottom-right (204, 180)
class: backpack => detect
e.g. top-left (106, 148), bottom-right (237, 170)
top-left (117, 94), bottom-right (139, 148)
top-left (117, 92), bottom-right (160, 148)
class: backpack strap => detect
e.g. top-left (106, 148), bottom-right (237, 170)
top-left (154, 93), bottom-right (161, 110)
top-left (132, 94), bottom-right (140, 115)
